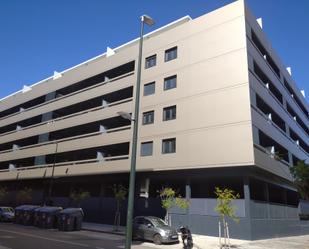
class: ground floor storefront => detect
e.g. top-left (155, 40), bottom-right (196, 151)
top-left (0, 166), bottom-right (308, 240)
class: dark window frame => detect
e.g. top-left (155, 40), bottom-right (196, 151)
top-left (165, 46), bottom-right (178, 62)
top-left (143, 82), bottom-right (155, 96)
top-left (142, 111), bottom-right (154, 125)
top-left (163, 105), bottom-right (176, 121)
top-left (145, 55), bottom-right (157, 69)
top-left (140, 141), bottom-right (153, 157)
top-left (162, 138), bottom-right (176, 154)
top-left (164, 75), bottom-right (177, 91)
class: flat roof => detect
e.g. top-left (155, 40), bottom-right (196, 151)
top-left (0, 15), bottom-right (191, 103)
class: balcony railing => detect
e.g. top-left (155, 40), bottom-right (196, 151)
top-left (0, 97), bottom-right (133, 139)
top-left (0, 125), bottom-right (131, 155)
top-left (0, 154), bottom-right (129, 173)
top-left (0, 71), bottom-right (134, 122)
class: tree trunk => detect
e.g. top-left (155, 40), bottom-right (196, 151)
top-left (114, 200), bottom-right (121, 231)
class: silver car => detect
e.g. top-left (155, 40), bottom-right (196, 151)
top-left (0, 207), bottom-right (14, 222)
top-left (133, 216), bottom-right (179, 245)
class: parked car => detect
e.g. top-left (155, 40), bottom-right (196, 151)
top-left (0, 207), bottom-right (14, 222)
top-left (133, 216), bottom-right (179, 245)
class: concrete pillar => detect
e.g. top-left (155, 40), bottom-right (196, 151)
top-left (282, 98), bottom-right (288, 110)
top-left (185, 182), bottom-right (191, 227)
top-left (264, 182), bottom-right (270, 219)
top-left (243, 177), bottom-right (251, 218)
top-left (250, 89), bottom-right (257, 106)
top-left (288, 152), bottom-right (293, 165)
top-left (35, 92), bottom-right (56, 165)
top-left (285, 125), bottom-right (290, 137)
top-left (243, 177), bottom-right (252, 239)
top-left (252, 126), bottom-right (260, 145)
top-left (283, 189), bottom-right (288, 218)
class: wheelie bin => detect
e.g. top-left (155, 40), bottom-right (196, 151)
top-left (40, 206), bottom-right (62, 229)
top-left (58, 208), bottom-right (84, 231)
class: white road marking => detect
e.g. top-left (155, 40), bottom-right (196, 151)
top-left (0, 245), bottom-right (12, 249)
top-left (0, 236), bottom-right (14, 239)
top-left (0, 229), bottom-right (90, 248)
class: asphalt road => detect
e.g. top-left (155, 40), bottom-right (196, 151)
top-left (0, 223), bottom-right (165, 249)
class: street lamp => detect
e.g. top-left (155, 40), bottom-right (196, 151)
top-left (47, 140), bottom-right (58, 206)
top-left (121, 14), bottom-right (154, 249)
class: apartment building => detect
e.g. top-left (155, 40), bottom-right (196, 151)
top-left (0, 0), bottom-right (308, 239)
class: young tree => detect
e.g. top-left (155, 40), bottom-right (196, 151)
top-left (0, 186), bottom-right (8, 204)
top-left (214, 187), bottom-right (240, 249)
top-left (16, 187), bottom-right (33, 204)
top-left (112, 184), bottom-right (127, 231)
top-left (290, 160), bottom-right (309, 201)
top-left (70, 189), bottom-right (90, 207)
top-left (159, 187), bottom-right (190, 225)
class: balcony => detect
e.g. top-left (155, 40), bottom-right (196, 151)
top-left (0, 61), bottom-right (135, 121)
top-left (255, 94), bottom-right (286, 133)
top-left (257, 130), bottom-right (289, 163)
top-left (253, 62), bottom-right (283, 104)
top-left (287, 104), bottom-right (309, 136)
top-left (0, 154), bottom-right (130, 181)
top-left (0, 84), bottom-right (133, 142)
top-left (251, 30), bottom-right (280, 78)
top-left (0, 127), bottom-right (131, 163)
top-left (0, 98), bottom-right (133, 146)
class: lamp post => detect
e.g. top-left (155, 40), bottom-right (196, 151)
top-left (121, 14), bottom-right (154, 249)
top-left (47, 140), bottom-right (58, 206)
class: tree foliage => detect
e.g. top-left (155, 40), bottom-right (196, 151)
top-left (159, 187), bottom-right (190, 224)
top-left (70, 189), bottom-right (90, 207)
top-left (214, 187), bottom-right (240, 223)
top-left (16, 187), bottom-right (33, 204)
top-left (290, 160), bottom-right (309, 201)
top-left (112, 184), bottom-right (127, 230)
top-left (0, 186), bottom-right (8, 202)
top-left (112, 184), bottom-right (127, 202)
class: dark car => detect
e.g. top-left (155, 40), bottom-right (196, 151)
top-left (0, 207), bottom-right (15, 222)
top-left (133, 216), bottom-right (179, 245)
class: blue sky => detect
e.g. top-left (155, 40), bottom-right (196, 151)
top-left (0, 0), bottom-right (308, 102)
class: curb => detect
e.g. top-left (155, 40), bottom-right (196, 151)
top-left (82, 227), bottom-right (125, 236)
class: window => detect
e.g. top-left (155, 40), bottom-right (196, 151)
top-left (144, 82), bottom-right (155, 96)
top-left (162, 138), bottom-right (176, 154)
top-left (142, 111), bottom-right (154, 125)
top-left (165, 46), bottom-right (177, 62)
top-left (140, 141), bottom-right (153, 156)
top-left (164, 75), bottom-right (177, 90)
top-left (163, 105), bottom-right (176, 121)
top-left (145, 55), bottom-right (156, 69)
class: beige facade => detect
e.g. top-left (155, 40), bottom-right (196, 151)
top-left (1, 0), bottom-right (309, 240)
top-left (0, 0), bottom-right (307, 185)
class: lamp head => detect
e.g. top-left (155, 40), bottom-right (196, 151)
top-left (141, 15), bottom-right (154, 26)
top-left (117, 111), bottom-right (133, 121)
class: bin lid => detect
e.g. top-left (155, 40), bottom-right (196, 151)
top-left (60, 208), bottom-right (84, 216)
top-left (40, 206), bottom-right (63, 213)
top-left (23, 205), bottom-right (40, 211)
top-left (15, 205), bottom-right (39, 211)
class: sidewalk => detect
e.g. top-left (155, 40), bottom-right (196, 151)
top-left (81, 222), bottom-right (309, 249)
top-left (82, 222), bottom-right (125, 235)
top-left (81, 222), bottom-right (247, 249)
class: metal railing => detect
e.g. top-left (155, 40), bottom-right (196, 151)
top-left (0, 71), bottom-right (134, 122)
top-left (0, 97), bottom-right (133, 138)
top-left (0, 154), bottom-right (129, 173)
top-left (0, 125), bottom-right (131, 155)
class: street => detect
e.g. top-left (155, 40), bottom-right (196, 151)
top-left (1, 223), bottom-right (309, 249)
top-left (0, 223), bottom-right (167, 249)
